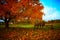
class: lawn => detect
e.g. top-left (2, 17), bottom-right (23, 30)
top-left (9, 24), bottom-right (34, 28)
top-left (0, 23), bottom-right (60, 30)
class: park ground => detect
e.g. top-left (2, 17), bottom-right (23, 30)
top-left (0, 22), bottom-right (60, 40)
top-left (0, 28), bottom-right (60, 40)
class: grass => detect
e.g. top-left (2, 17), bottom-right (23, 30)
top-left (0, 24), bottom-right (5, 27)
top-left (0, 23), bottom-right (60, 29)
top-left (9, 24), bottom-right (34, 28)
top-left (53, 23), bottom-right (60, 29)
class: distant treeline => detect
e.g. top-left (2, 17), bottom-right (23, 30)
top-left (48, 20), bottom-right (60, 23)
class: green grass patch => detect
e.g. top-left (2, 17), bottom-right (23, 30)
top-left (0, 23), bottom-right (60, 29)
top-left (53, 23), bottom-right (60, 29)
top-left (9, 24), bottom-right (34, 28)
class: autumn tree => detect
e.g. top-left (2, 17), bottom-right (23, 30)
top-left (0, 0), bottom-right (44, 27)
top-left (21, 0), bottom-right (44, 24)
top-left (0, 0), bottom-right (27, 27)
top-left (30, 3), bottom-right (44, 24)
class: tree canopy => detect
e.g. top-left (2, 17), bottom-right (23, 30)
top-left (0, 0), bottom-right (44, 27)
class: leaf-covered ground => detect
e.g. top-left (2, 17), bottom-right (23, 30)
top-left (0, 28), bottom-right (60, 40)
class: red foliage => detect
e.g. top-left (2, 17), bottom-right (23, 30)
top-left (0, 0), bottom-right (44, 25)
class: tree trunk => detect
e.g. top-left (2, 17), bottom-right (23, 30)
top-left (5, 19), bottom-right (9, 28)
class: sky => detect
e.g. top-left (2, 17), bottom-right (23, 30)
top-left (40, 0), bottom-right (60, 21)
